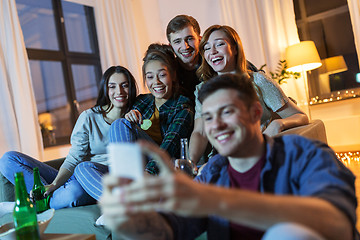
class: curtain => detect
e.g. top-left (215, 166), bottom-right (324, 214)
top-left (0, 0), bottom-right (43, 160)
top-left (348, 0), bottom-right (360, 68)
top-left (219, 0), bottom-right (309, 115)
top-left (94, 0), bottom-right (146, 93)
top-left (219, 0), bottom-right (299, 70)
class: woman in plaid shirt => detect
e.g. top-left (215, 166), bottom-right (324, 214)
top-left (109, 43), bottom-right (194, 175)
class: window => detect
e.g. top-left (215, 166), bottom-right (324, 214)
top-left (16, 0), bottom-right (102, 147)
top-left (293, 0), bottom-right (360, 103)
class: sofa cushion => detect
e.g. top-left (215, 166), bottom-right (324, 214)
top-left (0, 172), bottom-right (15, 202)
top-left (275, 119), bottom-right (327, 143)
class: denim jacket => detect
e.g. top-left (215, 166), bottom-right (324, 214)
top-left (164, 135), bottom-right (358, 240)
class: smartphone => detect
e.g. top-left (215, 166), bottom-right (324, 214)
top-left (107, 142), bottom-right (144, 180)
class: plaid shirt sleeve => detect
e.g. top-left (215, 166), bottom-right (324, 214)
top-left (131, 94), bottom-right (155, 119)
top-left (131, 94), bottom-right (194, 174)
top-left (159, 95), bottom-right (194, 158)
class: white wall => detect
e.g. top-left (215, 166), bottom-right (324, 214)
top-left (310, 98), bottom-right (360, 152)
top-left (133, 0), bottom-right (222, 59)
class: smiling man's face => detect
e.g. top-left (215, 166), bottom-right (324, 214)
top-left (169, 26), bottom-right (201, 70)
top-left (202, 88), bottom-right (259, 158)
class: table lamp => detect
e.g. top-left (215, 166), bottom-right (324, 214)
top-left (285, 41), bottom-right (322, 118)
top-left (318, 55), bottom-right (348, 75)
top-left (286, 41), bottom-right (322, 72)
top-left (317, 55), bottom-right (348, 95)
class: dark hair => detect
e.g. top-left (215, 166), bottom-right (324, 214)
top-left (197, 25), bottom-right (247, 81)
top-left (166, 15), bottom-right (201, 42)
top-left (198, 73), bottom-right (259, 109)
top-left (92, 66), bottom-right (137, 115)
top-left (142, 43), bottom-right (179, 97)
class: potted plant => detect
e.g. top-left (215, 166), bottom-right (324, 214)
top-left (260, 60), bottom-right (300, 84)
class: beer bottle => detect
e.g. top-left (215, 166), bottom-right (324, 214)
top-left (176, 138), bottom-right (195, 177)
top-left (13, 171), bottom-right (40, 240)
top-left (32, 167), bottom-right (49, 213)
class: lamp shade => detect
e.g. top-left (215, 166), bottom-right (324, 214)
top-left (285, 41), bottom-right (322, 72)
top-left (318, 55), bottom-right (348, 75)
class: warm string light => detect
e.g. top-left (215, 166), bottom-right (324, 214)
top-left (310, 90), bottom-right (360, 105)
top-left (337, 151), bottom-right (360, 166)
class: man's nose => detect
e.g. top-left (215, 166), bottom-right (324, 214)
top-left (181, 40), bottom-right (189, 49)
top-left (212, 116), bottom-right (226, 129)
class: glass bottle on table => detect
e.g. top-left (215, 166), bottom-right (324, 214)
top-left (175, 138), bottom-right (196, 177)
top-left (32, 167), bottom-right (49, 213)
top-left (13, 171), bottom-right (40, 240)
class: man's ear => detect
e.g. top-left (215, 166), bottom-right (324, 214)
top-left (250, 101), bottom-right (263, 123)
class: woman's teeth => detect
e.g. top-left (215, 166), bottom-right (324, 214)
top-left (115, 97), bottom-right (125, 101)
top-left (154, 86), bottom-right (165, 92)
top-left (211, 57), bottom-right (223, 64)
top-left (217, 133), bottom-right (230, 141)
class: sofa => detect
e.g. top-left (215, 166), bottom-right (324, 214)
top-left (275, 119), bottom-right (327, 144)
top-left (0, 119), bottom-right (327, 239)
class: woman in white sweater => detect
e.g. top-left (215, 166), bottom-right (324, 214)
top-left (0, 66), bottom-right (137, 209)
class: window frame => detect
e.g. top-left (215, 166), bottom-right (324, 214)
top-left (19, 0), bottom-right (102, 146)
top-left (294, 0), bottom-right (360, 103)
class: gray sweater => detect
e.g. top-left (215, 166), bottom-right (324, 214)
top-left (61, 107), bottom-right (110, 173)
top-left (194, 71), bottom-right (288, 130)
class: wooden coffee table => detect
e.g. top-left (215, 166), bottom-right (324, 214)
top-left (42, 233), bottom-right (96, 240)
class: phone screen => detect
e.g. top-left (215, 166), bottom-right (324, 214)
top-left (107, 142), bottom-right (144, 180)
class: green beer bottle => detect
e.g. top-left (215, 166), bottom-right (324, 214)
top-left (32, 167), bottom-right (49, 213)
top-left (13, 171), bottom-right (40, 240)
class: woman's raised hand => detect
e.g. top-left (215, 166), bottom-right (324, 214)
top-left (125, 110), bottom-right (143, 124)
